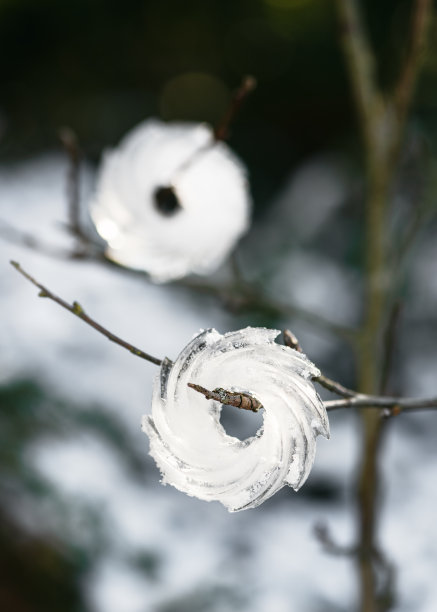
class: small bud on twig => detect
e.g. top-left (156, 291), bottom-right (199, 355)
top-left (283, 329), bottom-right (302, 352)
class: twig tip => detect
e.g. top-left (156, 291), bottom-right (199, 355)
top-left (243, 75), bottom-right (257, 91)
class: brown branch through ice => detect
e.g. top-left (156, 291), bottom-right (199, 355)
top-left (10, 263), bottom-right (437, 417)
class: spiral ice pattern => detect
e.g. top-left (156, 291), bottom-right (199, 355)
top-left (90, 119), bottom-right (251, 282)
top-left (142, 327), bottom-right (330, 512)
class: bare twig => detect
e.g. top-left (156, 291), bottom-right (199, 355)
top-left (10, 261), bottom-right (163, 367)
top-left (394, 0), bottom-right (432, 129)
top-left (313, 374), bottom-right (356, 398)
top-left (170, 75), bottom-right (256, 181)
top-left (9, 260), bottom-right (437, 418)
top-left (214, 75), bottom-right (256, 142)
top-left (283, 329), bottom-right (302, 352)
top-left (181, 277), bottom-right (357, 341)
top-left (335, 3), bottom-right (433, 609)
top-left (188, 383), bottom-right (262, 412)
top-left (393, 159), bottom-right (437, 272)
top-left (314, 524), bottom-right (397, 608)
top-left (314, 523), bottom-right (356, 557)
top-left (0, 219), bottom-right (86, 260)
top-left (1, 220), bottom-right (357, 342)
top-left (335, 0), bottom-right (384, 151)
top-left (59, 127), bottom-right (84, 239)
top-left (325, 394), bottom-right (437, 412)
top-left (380, 300), bottom-right (403, 394)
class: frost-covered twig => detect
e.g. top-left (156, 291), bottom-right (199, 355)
top-left (10, 261), bottom-right (162, 366)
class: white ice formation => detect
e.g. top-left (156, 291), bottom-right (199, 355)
top-left (142, 327), bottom-right (330, 512)
top-left (90, 119), bottom-right (251, 282)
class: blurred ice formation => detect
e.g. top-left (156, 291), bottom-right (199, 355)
top-left (90, 119), bottom-right (251, 282)
top-left (143, 327), bottom-right (330, 511)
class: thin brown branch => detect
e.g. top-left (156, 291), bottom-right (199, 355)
top-left (393, 158), bottom-right (437, 272)
top-left (325, 394), bottom-right (437, 412)
top-left (314, 367), bottom-right (437, 413)
top-left (334, 4), bottom-right (403, 609)
top-left (314, 523), bottom-right (356, 557)
top-left (335, 0), bottom-right (383, 151)
top-left (394, 0), bottom-right (432, 128)
top-left (314, 523), bottom-right (397, 607)
top-left (283, 329), bottom-right (302, 352)
top-left (214, 75), bottom-right (257, 142)
top-left (10, 261), bottom-right (163, 367)
top-left (0, 219), bottom-right (86, 260)
top-left (170, 75), bottom-right (256, 181)
top-left (0, 216), bottom-right (357, 344)
top-left (188, 382), bottom-right (262, 412)
top-left (313, 373), bottom-right (356, 398)
top-left (181, 277), bottom-right (357, 342)
top-left (59, 126), bottom-right (85, 239)
top-left (380, 300), bottom-right (403, 394)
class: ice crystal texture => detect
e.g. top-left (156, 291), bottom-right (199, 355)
top-left (143, 327), bottom-right (330, 512)
top-left (90, 119), bottom-right (251, 282)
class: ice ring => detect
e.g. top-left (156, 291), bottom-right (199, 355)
top-left (90, 119), bottom-right (251, 282)
top-left (142, 327), bottom-right (330, 511)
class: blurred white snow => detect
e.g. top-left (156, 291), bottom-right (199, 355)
top-left (1, 155), bottom-right (437, 611)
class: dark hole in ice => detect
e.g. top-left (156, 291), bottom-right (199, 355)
top-left (154, 185), bottom-right (181, 216)
top-left (219, 403), bottom-right (264, 441)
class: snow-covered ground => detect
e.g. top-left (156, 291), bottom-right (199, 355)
top-left (1, 156), bottom-right (437, 611)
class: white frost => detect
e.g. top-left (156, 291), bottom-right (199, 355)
top-left (90, 119), bottom-right (251, 282)
top-left (143, 327), bottom-right (330, 512)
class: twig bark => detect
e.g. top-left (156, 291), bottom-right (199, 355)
top-left (181, 278), bottom-right (357, 341)
top-left (1, 221), bottom-right (357, 341)
top-left (394, 0), bottom-right (432, 130)
top-left (10, 261), bottom-right (162, 367)
top-left (335, 0), bottom-right (384, 153)
top-left (214, 75), bottom-right (256, 142)
top-left (59, 127), bottom-right (83, 239)
top-left (283, 329), bottom-right (302, 352)
top-left (187, 383), bottom-right (262, 412)
top-left (335, 1), bottom-right (432, 610)
top-left (313, 373), bottom-right (356, 398)
top-left (11, 262), bottom-right (437, 420)
top-left (324, 395), bottom-right (437, 412)
top-left (0, 219), bottom-right (86, 260)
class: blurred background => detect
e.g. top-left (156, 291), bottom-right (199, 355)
top-left (1, 0), bottom-right (437, 610)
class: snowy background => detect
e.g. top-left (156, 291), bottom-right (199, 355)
top-left (2, 0), bottom-right (437, 609)
top-left (1, 154), bottom-right (437, 611)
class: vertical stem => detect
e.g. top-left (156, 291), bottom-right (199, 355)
top-left (335, 1), bottom-right (431, 609)
top-left (356, 166), bottom-right (391, 612)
